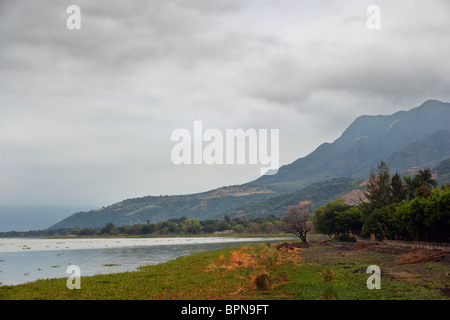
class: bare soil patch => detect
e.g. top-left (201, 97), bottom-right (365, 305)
top-left (392, 249), bottom-right (449, 266)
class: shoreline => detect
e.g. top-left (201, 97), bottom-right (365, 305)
top-left (1, 239), bottom-right (448, 300)
top-left (0, 235), bottom-right (295, 253)
top-left (0, 232), bottom-right (290, 240)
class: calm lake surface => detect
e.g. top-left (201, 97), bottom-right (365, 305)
top-left (0, 237), bottom-right (291, 286)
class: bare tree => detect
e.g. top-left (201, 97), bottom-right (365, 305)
top-left (284, 201), bottom-right (313, 243)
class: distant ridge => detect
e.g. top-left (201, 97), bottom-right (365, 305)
top-left (251, 100), bottom-right (450, 192)
top-left (386, 129), bottom-right (450, 172)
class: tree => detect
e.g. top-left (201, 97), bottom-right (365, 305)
top-left (117, 225), bottom-right (129, 234)
top-left (413, 168), bottom-right (438, 197)
top-left (335, 206), bottom-right (362, 236)
top-left (394, 186), bottom-right (450, 242)
top-left (217, 220), bottom-right (231, 231)
top-left (313, 199), bottom-right (351, 236)
top-left (261, 221), bottom-right (274, 233)
top-left (391, 173), bottom-right (407, 203)
top-left (414, 168), bottom-right (438, 189)
top-left (126, 224), bottom-right (142, 235)
top-left (190, 218), bottom-right (202, 234)
top-left (284, 201), bottom-right (313, 242)
top-left (423, 186), bottom-right (450, 242)
top-left (402, 169), bottom-right (437, 200)
top-left (403, 175), bottom-right (419, 201)
top-left (233, 224), bottom-right (245, 233)
top-left (103, 222), bottom-right (116, 235)
top-left (141, 223), bottom-right (155, 234)
top-left (361, 204), bottom-right (401, 239)
top-left (183, 218), bottom-right (202, 234)
top-left (246, 223), bottom-right (261, 234)
top-left (364, 161), bottom-right (392, 209)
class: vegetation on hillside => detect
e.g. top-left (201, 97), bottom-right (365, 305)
top-left (434, 158), bottom-right (450, 185)
top-left (223, 177), bottom-right (363, 219)
top-left (313, 161), bottom-right (450, 242)
top-left (48, 185), bottom-right (278, 229)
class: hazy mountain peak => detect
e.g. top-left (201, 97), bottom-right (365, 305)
top-left (254, 99), bottom-right (450, 192)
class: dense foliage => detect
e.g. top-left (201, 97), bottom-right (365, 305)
top-left (313, 161), bottom-right (450, 242)
top-left (313, 199), bottom-right (362, 237)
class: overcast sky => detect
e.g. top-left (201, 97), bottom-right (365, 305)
top-left (1, 0), bottom-right (450, 225)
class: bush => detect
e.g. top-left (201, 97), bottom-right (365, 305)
top-left (323, 283), bottom-right (337, 300)
top-left (321, 269), bottom-right (337, 300)
top-left (255, 273), bottom-right (272, 291)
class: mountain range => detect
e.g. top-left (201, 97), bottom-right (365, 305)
top-left (252, 99), bottom-right (450, 192)
top-left (49, 100), bottom-right (450, 229)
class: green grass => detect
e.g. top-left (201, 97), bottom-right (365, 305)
top-left (0, 241), bottom-right (448, 300)
top-left (257, 246), bottom-right (449, 300)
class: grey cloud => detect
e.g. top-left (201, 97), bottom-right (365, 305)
top-left (1, 0), bottom-right (450, 211)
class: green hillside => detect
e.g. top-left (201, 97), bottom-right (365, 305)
top-left (219, 177), bottom-right (364, 219)
top-left (49, 185), bottom-right (277, 229)
top-left (387, 129), bottom-right (450, 172)
top-left (433, 158), bottom-right (450, 185)
top-left (49, 177), bottom-right (364, 229)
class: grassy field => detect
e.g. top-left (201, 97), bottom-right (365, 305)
top-left (0, 238), bottom-right (449, 300)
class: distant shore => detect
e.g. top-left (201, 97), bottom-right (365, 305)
top-left (0, 235), bottom-right (294, 253)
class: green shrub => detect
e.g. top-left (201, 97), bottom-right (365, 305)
top-left (255, 273), bottom-right (272, 291)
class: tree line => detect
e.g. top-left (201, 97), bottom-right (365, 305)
top-left (312, 161), bottom-right (450, 242)
top-left (88, 215), bottom-right (288, 236)
top-left (0, 215), bottom-right (289, 238)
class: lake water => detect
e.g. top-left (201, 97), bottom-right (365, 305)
top-left (0, 237), bottom-right (291, 286)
